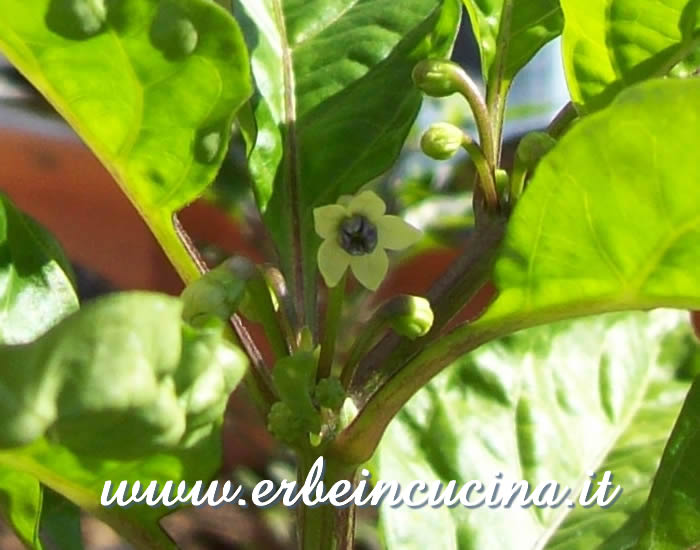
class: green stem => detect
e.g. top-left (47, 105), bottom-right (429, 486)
top-left (340, 316), bottom-right (384, 389)
top-left (452, 67), bottom-right (496, 168)
top-left (318, 273), bottom-right (347, 380)
top-left (547, 101), bottom-right (578, 139)
top-left (461, 134), bottom-right (498, 208)
top-left (247, 269), bottom-right (289, 359)
top-left (297, 450), bottom-right (357, 550)
top-left (485, 0), bottom-right (514, 164)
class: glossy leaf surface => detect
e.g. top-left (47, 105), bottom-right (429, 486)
top-left (378, 312), bottom-right (692, 550)
top-left (0, 192), bottom-right (78, 346)
top-left (462, 0), bottom-right (563, 83)
top-left (561, 0), bottom-right (700, 111)
top-left (0, 0), bottom-right (252, 282)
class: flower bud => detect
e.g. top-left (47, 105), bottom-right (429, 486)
top-left (515, 132), bottom-right (557, 169)
top-left (421, 122), bottom-right (463, 160)
top-left (412, 59), bottom-right (464, 97)
top-left (385, 295), bottom-right (434, 340)
top-left (314, 377), bottom-right (346, 411)
top-left (181, 257), bottom-right (256, 325)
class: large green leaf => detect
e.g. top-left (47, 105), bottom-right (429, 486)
top-left (0, 0), bottom-right (252, 282)
top-left (462, 0), bottom-right (563, 83)
top-left (439, 78), bottom-right (700, 355)
top-left (634, 376), bottom-right (700, 549)
top-left (377, 311), bottom-right (692, 550)
top-left (232, 0), bottom-right (461, 319)
top-left (0, 192), bottom-right (78, 346)
top-left (561, 0), bottom-right (700, 112)
top-left (0, 292), bottom-right (248, 549)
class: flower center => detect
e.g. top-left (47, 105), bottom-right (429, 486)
top-left (338, 215), bottom-right (378, 256)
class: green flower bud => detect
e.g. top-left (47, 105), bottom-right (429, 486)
top-left (314, 378), bottom-right (346, 411)
top-left (181, 257), bottom-right (256, 326)
top-left (421, 122), bottom-right (464, 160)
top-left (385, 295), bottom-right (434, 340)
top-left (412, 59), bottom-right (464, 97)
top-left (267, 402), bottom-right (307, 444)
top-left (495, 169), bottom-right (510, 195)
top-left (515, 132), bottom-right (557, 169)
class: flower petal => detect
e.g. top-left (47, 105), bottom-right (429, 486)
top-left (376, 215), bottom-right (422, 250)
top-left (318, 239), bottom-right (350, 287)
top-left (337, 195), bottom-right (353, 207)
top-left (350, 248), bottom-right (388, 291)
top-left (348, 191), bottom-right (386, 221)
top-left (313, 204), bottom-right (347, 239)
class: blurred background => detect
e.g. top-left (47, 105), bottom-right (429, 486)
top-left (0, 8), bottom-right (569, 549)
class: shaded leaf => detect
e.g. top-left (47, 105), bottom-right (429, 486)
top-left (561, 0), bottom-right (700, 112)
top-left (40, 489), bottom-right (84, 550)
top-left (233, 0), bottom-right (461, 318)
top-left (634, 376), bottom-right (700, 549)
top-left (378, 312), bottom-right (691, 550)
top-left (0, 0), bottom-right (252, 282)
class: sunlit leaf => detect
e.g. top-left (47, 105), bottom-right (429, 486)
top-left (561, 0), bottom-right (700, 111)
top-left (0, 0), bottom-right (252, 282)
top-left (378, 312), bottom-right (691, 550)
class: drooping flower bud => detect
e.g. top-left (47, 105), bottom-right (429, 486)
top-left (181, 257), bottom-right (256, 326)
top-left (421, 122), bottom-right (464, 160)
top-left (385, 295), bottom-right (434, 340)
top-left (412, 59), bottom-right (465, 97)
top-left (515, 132), bottom-right (557, 169)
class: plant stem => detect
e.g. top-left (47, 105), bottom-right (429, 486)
top-left (485, 0), bottom-right (514, 164)
top-left (452, 67), bottom-right (496, 167)
top-left (155, 213), bottom-right (276, 413)
top-left (462, 133), bottom-right (498, 208)
top-left (247, 269), bottom-right (289, 359)
top-left (547, 101), bottom-right (578, 139)
top-left (297, 450), bottom-right (357, 550)
top-left (318, 273), bottom-right (347, 380)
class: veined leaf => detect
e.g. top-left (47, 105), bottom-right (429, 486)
top-left (0, 292), bottom-right (248, 549)
top-left (463, 0), bottom-right (563, 84)
top-left (446, 78), bottom-right (700, 351)
top-left (377, 311), bottom-right (692, 550)
top-left (634, 376), bottom-right (700, 549)
top-left (561, 0), bottom-right (700, 112)
top-left (0, 0), bottom-right (252, 282)
top-left (232, 0), bottom-right (461, 320)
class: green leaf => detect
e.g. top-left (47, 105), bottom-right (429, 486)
top-left (634, 376), bottom-right (700, 549)
top-left (40, 489), bottom-right (84, 550)
top-left (0, 0), bottom-right (252, 282)
top-left (233, 0), bottom-right (461, 319)
top-left (561, 0), bottom-right (700, 112)
top-left (462, 0), bottom-right (563, 83)
top-left (0, 192), bottom-right (78, 346)
top-left (0, 467), bottom-right (43, 549)
top-left (377, 311), bottom-right (691, 550)
top-left (456, 78), bottom-right (700, 348)
top-left (0, 292), bottom-right (248, 549)
top-left (0, 193), bottom-right (77, 549)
